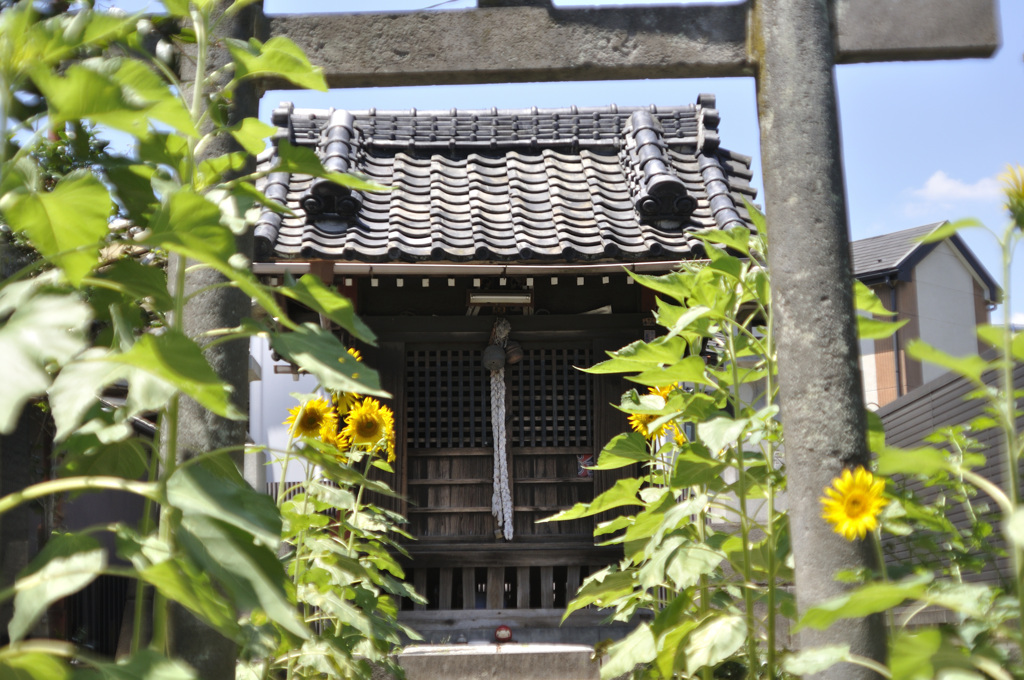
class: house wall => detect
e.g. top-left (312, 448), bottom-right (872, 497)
top-left (914, 241), bottom-right (985, 384)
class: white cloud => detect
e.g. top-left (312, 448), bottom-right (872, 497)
top-left (911, 171), bottom-right (1003, 202)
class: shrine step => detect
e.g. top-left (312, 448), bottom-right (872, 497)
top-left (388, 643), bottom-right (600, 680)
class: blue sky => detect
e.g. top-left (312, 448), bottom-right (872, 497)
top-left (113, 0), bottom-right (1024, 323)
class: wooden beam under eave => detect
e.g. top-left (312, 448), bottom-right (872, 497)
top-left (263, 0), bottom-right (998, 91)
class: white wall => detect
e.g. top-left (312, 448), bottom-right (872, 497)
top-left (249, 336), bottom-right (321, 484)
top-left (914, 242), bottom-right (981, 384)
top-left (859, 324), bottom-right (880, 409)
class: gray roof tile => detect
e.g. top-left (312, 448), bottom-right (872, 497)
top-left (255, 95), bottom-right (756, 263)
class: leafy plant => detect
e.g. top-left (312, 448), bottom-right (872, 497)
top-left (0, 1), bottom-right (406, 677)
top-left (545, 216), bottom-right (791, 680)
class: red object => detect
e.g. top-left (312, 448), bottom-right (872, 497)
top-left (494, 625), bottom-right (513, 643)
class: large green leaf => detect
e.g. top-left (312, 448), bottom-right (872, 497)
top-left (0, 294), bottom-right (91, 434)
top-left (601, 623), bottom-right (657, 680)
top-left (270, 324), bottom-right (387, 396)
top-left (697, 416), bottom-right (749, 454)
top-left (177, 515), bottom-right (309, 639)
top-left (853, 280), bottom-right (893, 317)
top-left (59, 437), bottom-right (148, 480)
top-left (143, 189), bottom-right (236, 265)
top-left (102, 331), bottom-right (244, 420)
top-left (906, 339), bottom-right (990, 384)
top-left (0, 653), bottom-right (72, 680)
top-left (227, 35), bottom-right (327, 91)
top-left (9, 548), bottom-right (106, 642)
top-left (589, 433), bottom-right (650, 470)
top-left (889, 629), bottom-right (941, 680)
top-left (585, 336), bottom-right (691, 374)
top-left (279, 274), bottom-right (376, 343)
top-left (797, 574), bottom-right (931, 631)
top-left (167, 455), bottom-right (281, 548)
top-left (629, 355), bottom-right (714, 388)
top-left (49, 347), bottom-right (127, 441)
top-left (875, 446), bottom-right (951, 477)
top-left (76, 649), bottom-right (198, 680)
top-left (540, 478), bottom-right (643, 522)
top-left (272, 141), bottom-right (388, 191)
top-left (0, 171), bottom-right (111, 286)
top-left (227, 117), bottom-right (277, 155)
top-left (781, 645), bottom-right (851, 676)
top-left (684, 614), bottom-right (746, 675)
top-left (92, 259), bottom-right (173, 311)
top-left (858, 315), bottom-right (908, 340)
top-left (139, 560), bottom-right (240, 640)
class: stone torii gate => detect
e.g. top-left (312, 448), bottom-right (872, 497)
top-left (186, 1), bottom-right (999, 677)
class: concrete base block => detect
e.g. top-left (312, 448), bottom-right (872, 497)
top-left (397, 643), bottom-right (600, 680)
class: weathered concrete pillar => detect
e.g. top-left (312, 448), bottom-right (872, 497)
top-left (169, 2), bottom-right (264, 676)
top-left (753, 0), bottom-right (886, 676)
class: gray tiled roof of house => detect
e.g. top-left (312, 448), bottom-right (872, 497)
top-left (850, 222), bottom-right (944, 279)
top-left (254, 94), bottom-right (756, 264)
top-left (851, 221), bottom-right (999, 301)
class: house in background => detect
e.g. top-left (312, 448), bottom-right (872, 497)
top-left (249, 95), bottom-right (757, 642)
top-left (851, 223), bottom-right (999, 409)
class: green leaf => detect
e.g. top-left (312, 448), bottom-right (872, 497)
top-left (227, 117), bottom-right (276, 155)
top-left (167, 455), bottom-right (281, 548)
top-left (629, 355), bottom-right (714, 388)
top-left (565, 570), bottom-right (635, 616)
top-left (177, 515), bottom-right (309, 640)
top-left (797, 574), bottom-right (931, 631)
top-left (143, 189), bottom-right (236, 265)
top-left (79, 649), bottom-right (198, 680)
top-left (586, 335), bottom-right (690, 374)
top-left (889, 628), bottom-right (941, 680)
top-left (600, 623), bottom-right (657, 680)
top-left (0, 294), bottom-right (91, 434)
top-left (916, 218), bottom-right (983, 244)
top-left (92, 259), bottom-right (173, 311)
top-left (853, 280), bottom-right (893, 317)
top-left (1004, 507), bottom-right (1024, 550)
top-left (60, 437), bottom-right (148, 480)
top-left (976, 324), bottom-right (1024, 360)
top-left (9, 548), bottom-right (106, 642)
top-left (866, 409), bottom-right (885, 453)
top-left (103, 331), bottom-right (244, 420)
top-left (782, 645), bottom-right (851, 676)
top-left (279, 274), bottom-right (376, 344)
top-left (270, 324), bottom-right (387, 397)
top-left (540, 478), bottom-right (643, 522)
top-left (139, 560), bottom-right (239, 641)
top-left (590, 433), bottom-right (650, 470)
top-left (227, 35), bottom-right (327, 91)
top-left (684, 615), bottom-right (746, 675)
top-left (697, 416), bottom-right (748, 454)
top-left (907, 340), bottom-right (990, 384)
top-left (0, 171), bottom-right (110, 286)
top-left (0, 653), bottom-right (72, 680)
top-left (875, 446), bottom-right (951, 477)
top-left (671, 448), bottom-right (727, 489)
top-left (858, 315), bottom-right (908, 340)
top-left (272, 141), bottom-right (389, 191)
top-left (700, 225), bottom-right (752, 257)
top-left (49, 348), bottom-right (127, 441)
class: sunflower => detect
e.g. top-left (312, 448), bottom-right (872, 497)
top-left (341, 398), bottom-right (396, 462)
top-left (820, 467), bottom-right (888, 541)
top-left (1001, 164), bottom-right (1024, 226)
top-left (320, 423), bottom-right (350, 463)
top-left (628, 412), bottom-right (666, 440)
top-left (333, 347), bottom-right (365, 415)
top-left (283, 398), bottom-right (337, 439)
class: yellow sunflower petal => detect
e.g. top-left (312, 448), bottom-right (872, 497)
top-left (819, 466), bottom-right (888, 541)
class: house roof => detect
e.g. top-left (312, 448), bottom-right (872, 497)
top-left (851, 222), bottom-right (999, 302)
top-left (253, 95), bottom-right (756, 266)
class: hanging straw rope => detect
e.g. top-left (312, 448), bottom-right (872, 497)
top-left (489, 318), bottom-right (513, 540)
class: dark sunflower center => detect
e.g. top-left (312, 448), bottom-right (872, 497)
top-left (300, 412), bottom-right (321, 429)
top-left (355, 416), bottom-right (380, 440)
top-left (845, 494), bottom-right (866, 517)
